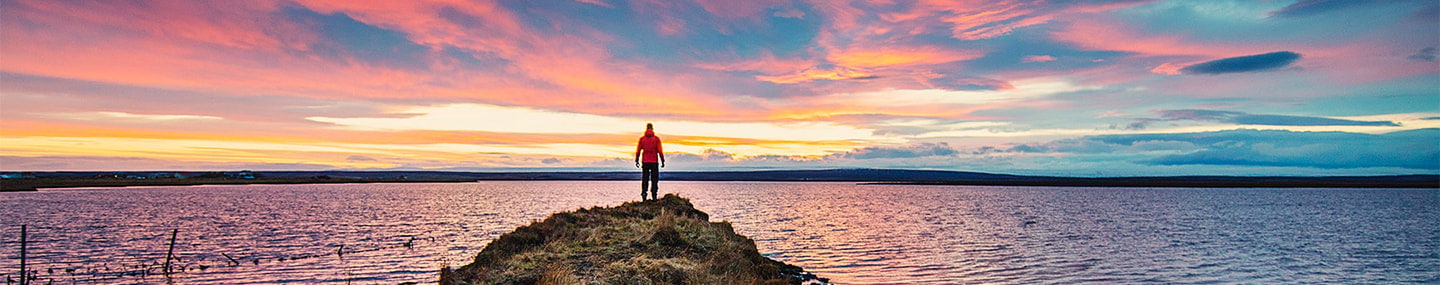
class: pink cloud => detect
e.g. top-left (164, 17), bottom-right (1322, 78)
top-left (1052, 18), bottom-right (1242, 57)
top-left (1, 0), bottom-right (493, 101)
top-left (631, 0), bottom-right (692, 36)
top-left (1059, 14), bottom-right (1437, 85)
top-left (2, 0), bottom-right (767, 120)
top-left (1295, 38), bottom-right (1440, 85)
top-left (862, 0), bottom-right (1152, 41)
top-left (2, 1), bottom-right (312, 51)
top-left (1022, 55), bottom-right (1057, 63)
top-left (301, 1), bottom-right (771, 116)
top-left (937, 2), bottom-right (1045, 40)
top-left (750, 0), bottom-right (1150, 98)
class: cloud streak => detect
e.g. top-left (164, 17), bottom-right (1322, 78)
top-left (1145, 109), bottom-right (1402, 128)
top-left (1118, 129), bottom-right (1439, 169)
top-left (1178, 52), bottom-right (1303, 75)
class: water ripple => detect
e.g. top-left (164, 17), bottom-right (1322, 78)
top-left (1, 182), bottom-right (1436, 284)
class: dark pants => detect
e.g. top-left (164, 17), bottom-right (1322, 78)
top-left (641, 162), bottom-right (659, 200)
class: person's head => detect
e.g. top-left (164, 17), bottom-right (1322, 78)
top-left (646, 123), bottom-right (653, 130)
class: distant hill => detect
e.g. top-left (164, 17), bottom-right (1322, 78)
top-left (7, 169), bottom-right (1436, 189)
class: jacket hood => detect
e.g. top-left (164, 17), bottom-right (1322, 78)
top-left (644, 129), bottom-right (655, 137)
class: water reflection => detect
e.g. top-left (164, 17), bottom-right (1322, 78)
top-left (1, 182), bottom-right (1436, 284)
top-left (670, 183), bottom-right (1438, 284)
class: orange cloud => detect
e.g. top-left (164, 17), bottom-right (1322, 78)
top-left (1, 120), bottom-right (300, 143)
top-left (749, 43), bottom-right (986, 88)
top-left (1, 117), bottom-right (627, 147)
top-left (755, 66), bottom-right (876, 84)
top-left (1149, 62), bottom-right (1186, 75)
top-left (828, 45), bottom-right (984, 68)
top-left (2, 115), bottom-right (890, 170)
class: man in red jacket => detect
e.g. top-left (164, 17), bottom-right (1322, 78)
top-left (635, 123), bottom-right (665, 201)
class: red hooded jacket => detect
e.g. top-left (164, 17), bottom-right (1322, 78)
top-left (637, 129), bottom-right (663, 163)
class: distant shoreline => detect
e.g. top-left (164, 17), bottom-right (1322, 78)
top-left (4, 169), bottom-right (1435, 191)
top-left (6, 179), bottom-right (1436, 192)
top-left (0, 177), bottom-right (473, 192)
top-left (863, 180), bottom-right (1439, 189)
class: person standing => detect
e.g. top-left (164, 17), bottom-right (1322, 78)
top-left (635, 123), bottom-right (665, 200)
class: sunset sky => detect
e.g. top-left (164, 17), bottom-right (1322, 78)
top-left (2, 0), bottom-right (1437, 176)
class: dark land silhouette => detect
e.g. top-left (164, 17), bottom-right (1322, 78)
top-left (3, 169), bottom-right (1436, 191)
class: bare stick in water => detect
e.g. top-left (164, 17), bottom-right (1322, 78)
top-left (164, 229), bottom-right (178, 275)
top-left (220, 253), bottom-right (240, 266)
top-left (19, 225), bottom-right (26, 285)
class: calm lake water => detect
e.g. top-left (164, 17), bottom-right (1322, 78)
top-left (2, 181), bottom-right (1437, 284)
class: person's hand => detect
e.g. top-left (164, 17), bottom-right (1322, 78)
top-left (660, 161), bottom-right (665, 168)
top-left (635, 162), bottom-right (641, 168)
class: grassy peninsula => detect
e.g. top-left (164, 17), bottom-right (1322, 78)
top-left (440, 194), bottom-right (827, 284)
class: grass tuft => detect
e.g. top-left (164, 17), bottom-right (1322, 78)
top-left (440, 194), bottom-right (825, 285)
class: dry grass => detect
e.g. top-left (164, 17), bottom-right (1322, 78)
top-left (538, 263), bottom-right (580, 285)
top-left (439, 194), bottom-right (821, 285)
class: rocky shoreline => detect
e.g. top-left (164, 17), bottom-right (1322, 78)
top-left (440, 194), bottom-right (828, 284)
